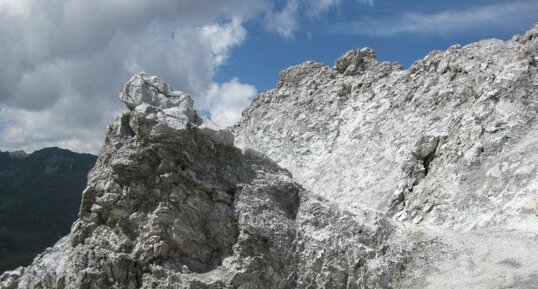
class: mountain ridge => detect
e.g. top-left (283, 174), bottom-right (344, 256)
top-left (235, 23), bottom-right (538, 231)
top-left (1, 23), bottom-right (537, 289)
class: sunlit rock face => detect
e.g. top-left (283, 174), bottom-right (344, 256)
top-left (2, 24), bottom-right (538, 289)
top-left (235, 23), bottom-right (538, 231)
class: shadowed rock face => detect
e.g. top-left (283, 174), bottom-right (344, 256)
top-left (70, 74), bottom-right (252, 274)
top-left (2, 24), bottom-right (538, 289)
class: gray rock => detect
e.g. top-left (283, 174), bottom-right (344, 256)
top-left (3, 23), bottom-right (538, 289)
top-left (235, 23), bottom-right (538, 231)
top-left (0, 74), bottom-right (426, 289)
top-left (119, 72), bottom-right (196, 130)
top-left (335, 47), bottom-right (379, 75)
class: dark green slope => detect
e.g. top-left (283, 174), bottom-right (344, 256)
top-left (0, 147), bottom-right (96, 273)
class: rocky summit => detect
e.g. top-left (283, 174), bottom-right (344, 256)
top-left (1, 24), bottom-right (538, 289)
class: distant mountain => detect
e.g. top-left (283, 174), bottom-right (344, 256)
top-left (0, 147), bottom-right (96, 273)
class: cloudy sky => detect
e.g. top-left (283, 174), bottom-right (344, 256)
top-left (0, 0), bottom-right (536, 154)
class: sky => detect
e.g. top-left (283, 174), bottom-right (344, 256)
top-left (0, 0), bottom-right (536, 154)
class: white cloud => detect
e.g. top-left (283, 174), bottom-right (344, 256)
top-left (204, 78), bottom-right (258, 127)
top-left (202, 18), bottom-right (247, 66)
top-left (265, 0), bottom-right (300, 38)
top-left (0, 0), bottom-right (263, 154)
top-left (0, 0), bottom-right (378, 154)
top-left (0, 105), bottom-right (108, 153)
top-left (330, 1), bottom-right (538, 37)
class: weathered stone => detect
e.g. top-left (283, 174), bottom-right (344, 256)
top-left (335, 47), bottom-right (378, 75)
top-left (235, 23), bottom-right (538, 232)
top-left (3, 23), bottom-right (538, 289)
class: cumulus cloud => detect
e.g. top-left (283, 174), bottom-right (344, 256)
top-left (0, 0), bottom-right (263, 153)
top-left (201, 18), bottom-right (247, 67)
top-left (204, 78), bottom-right (258, 127)
top-left (0, 0), bottom-right (376, 154)
top-left (329, 1), bottom-right (538, 37)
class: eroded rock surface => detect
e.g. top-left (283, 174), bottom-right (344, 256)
top-left (235, 24), bottom-right (538, 231)
top-left (2, 24), bottom-right (538, 289)
top-left (1, 73), bottom-right (429, 289)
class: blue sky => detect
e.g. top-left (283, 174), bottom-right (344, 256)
top-left (0, 0), bottom-right (536, 153)
top-left (217, 0), bottom-right (538, 91)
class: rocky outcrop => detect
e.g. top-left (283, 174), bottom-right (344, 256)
top-left (2, 24), bottom-right (538, 289)
top-left (335, 48), bottom-right (381, 76)
top-left (235, 23), bottom-right (538, 231)
top-left (0, 73), bottom-right (433, 289)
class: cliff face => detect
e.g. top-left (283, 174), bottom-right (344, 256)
top-left (235, 25), bottom-right (538, 231)
top-left (1, 25), bottom-right (538, 289)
